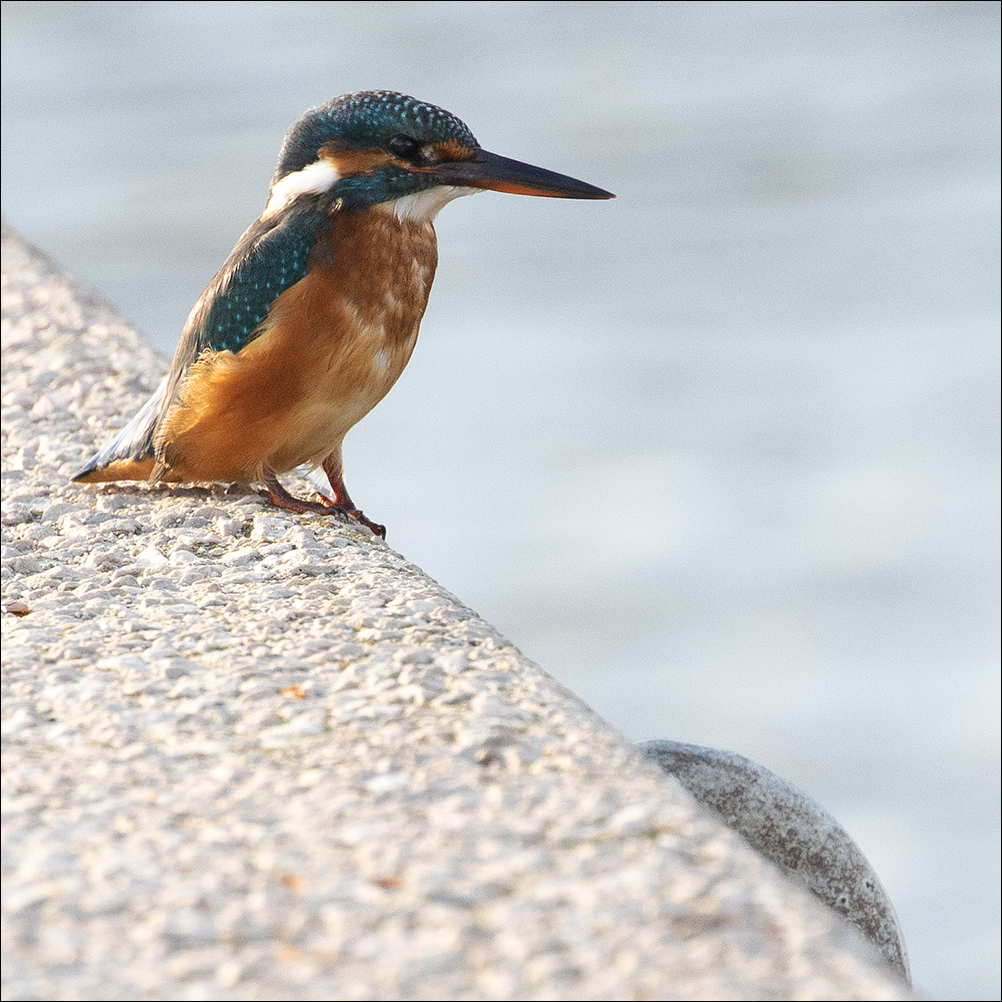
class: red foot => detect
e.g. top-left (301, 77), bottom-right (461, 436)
top-left (345, 509), bottom-right (386, 539)
top-left (321, 456), bottom-right (387, 539)
top-left (261, 467), bottom-right (385, 538)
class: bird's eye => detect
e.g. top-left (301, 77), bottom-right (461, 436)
top-left (387, 134), bottom-right (422, 160)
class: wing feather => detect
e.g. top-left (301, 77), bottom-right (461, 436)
top-left (74, 205), bottom-right (328, 480)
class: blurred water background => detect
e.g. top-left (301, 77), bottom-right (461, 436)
top-left (2, 2), bottom-right (999, 997)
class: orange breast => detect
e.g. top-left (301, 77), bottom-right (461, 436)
top-left (158, 209), bottom-right (439, 483)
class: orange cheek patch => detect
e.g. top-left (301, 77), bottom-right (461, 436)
top-left (320, 144), bottom-right (393, 176)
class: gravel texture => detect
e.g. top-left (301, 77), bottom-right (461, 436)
top-left (1, 225), bottom-right (910, 1000)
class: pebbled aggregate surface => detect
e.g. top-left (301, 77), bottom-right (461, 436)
top-left (1, 225), bottom-right (910, 1000)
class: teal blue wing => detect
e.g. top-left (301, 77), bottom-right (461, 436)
top-left (174, 206), bottom-right (324, 364)
top-left (73, 206), bottom-right (326, 476)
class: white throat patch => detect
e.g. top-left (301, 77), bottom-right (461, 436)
top-left (264, 159), bottom-right (341, 216)
top-left (380, 185), bottom-right (481, 222)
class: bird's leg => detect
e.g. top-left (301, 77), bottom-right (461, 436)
top-left (322, 454), bottom-right (387, 539)
top-left (260, 466), bottom-right (349, 518)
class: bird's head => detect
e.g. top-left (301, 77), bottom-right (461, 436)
top-left (264, 90), bottom-right (613, 220)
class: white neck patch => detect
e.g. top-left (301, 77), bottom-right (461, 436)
top-left (264, 159), bottom-right (341, 216)
top-left (380, 185), bottom-right (481, 222)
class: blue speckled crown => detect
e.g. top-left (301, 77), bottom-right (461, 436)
top-left (273, 91), bottom-right (480, 183)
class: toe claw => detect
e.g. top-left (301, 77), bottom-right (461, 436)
top-left (348, 509), bottom-right (386, 539)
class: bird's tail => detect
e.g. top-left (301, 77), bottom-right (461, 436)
top-left (72, 376), bottom-right (169, 483)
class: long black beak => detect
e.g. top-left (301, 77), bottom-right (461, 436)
top-left (427, 149), bottom-right (614, 199)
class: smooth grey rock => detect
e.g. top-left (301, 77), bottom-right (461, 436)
top-left (639, 739), bottom-right (910, 982)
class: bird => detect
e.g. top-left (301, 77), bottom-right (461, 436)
top-left (73, 90), bottom-right (614, 537)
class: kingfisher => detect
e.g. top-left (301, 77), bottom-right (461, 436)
top-left (73, 90), bottom-right (613, 537)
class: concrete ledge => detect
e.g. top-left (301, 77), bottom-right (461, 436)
top-left (1, 224), bottom-right (910, 1000)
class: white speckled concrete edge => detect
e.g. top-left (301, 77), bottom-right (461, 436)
top-left (1, 225), bottom-right (910, 1000)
